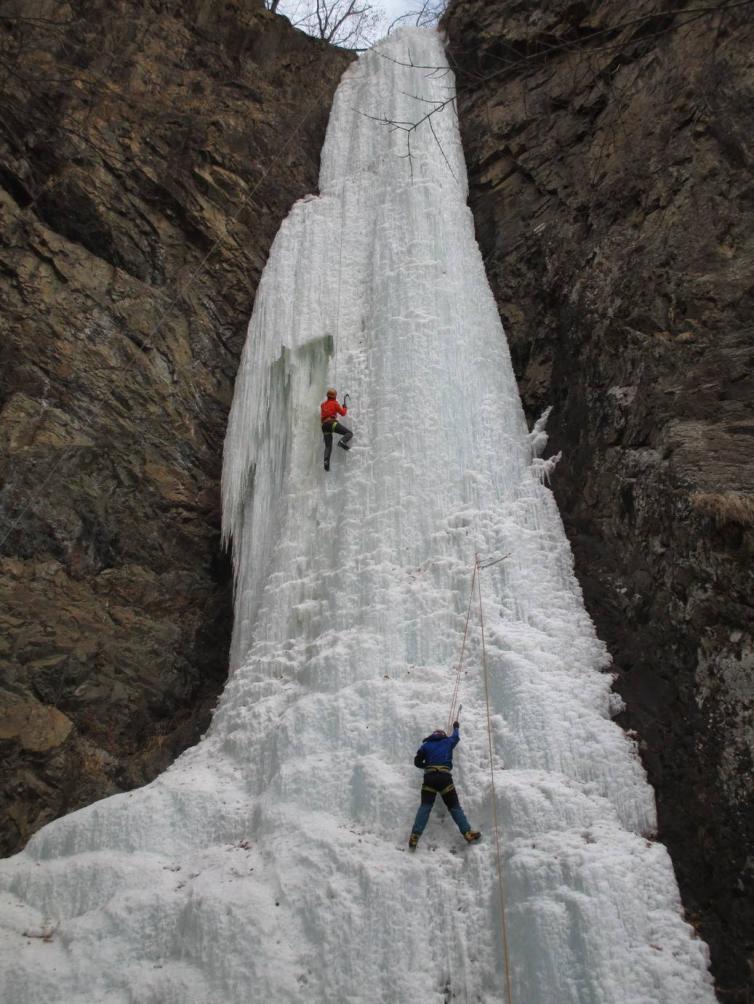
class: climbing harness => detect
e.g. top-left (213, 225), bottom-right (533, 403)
top-left (447, 554), bottom-right (514, 1004)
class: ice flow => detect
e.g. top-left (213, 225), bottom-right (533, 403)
top-left (0, 28), bottom-right (715, 1004)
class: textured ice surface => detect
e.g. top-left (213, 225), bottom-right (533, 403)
top-left (0, 29), bottom-right (715, 1004)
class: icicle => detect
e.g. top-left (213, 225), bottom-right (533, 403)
top-left (528, 405), bottom-right (552, 458)
top-left (532, 450), bottom-right (562, 485)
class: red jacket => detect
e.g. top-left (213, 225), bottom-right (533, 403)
top-left (320, 399), bottom-right (347, 423)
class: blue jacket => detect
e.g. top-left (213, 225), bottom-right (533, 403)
top-left (414, 726), bottom-right (460, 771)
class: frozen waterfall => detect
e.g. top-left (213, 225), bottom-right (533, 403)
top-left (0, 28), bottom-right (716, 1004)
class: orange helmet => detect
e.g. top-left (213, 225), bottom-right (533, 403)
top-left (326, 388), bottom-right (337, 399)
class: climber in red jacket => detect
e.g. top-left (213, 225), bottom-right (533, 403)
top-left (320, 388), bottom-right (353, 472)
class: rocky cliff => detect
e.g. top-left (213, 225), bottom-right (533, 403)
top-left (0, 0), bottom-right (351, 855)
top-left (443, 0), bottom-right (753, 998)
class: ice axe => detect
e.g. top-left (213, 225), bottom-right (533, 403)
top-left (343, 393), bottom-right (350, 407)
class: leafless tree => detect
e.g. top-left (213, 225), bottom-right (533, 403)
top-left (387, 0), bottom-right (447, 33)
top-left (266, 0), bottom-right (384, 48)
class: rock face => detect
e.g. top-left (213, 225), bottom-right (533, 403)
top-left (0, 0), bottom-right (351, 856)
top-left (443, 0), bottom-right (753, 998)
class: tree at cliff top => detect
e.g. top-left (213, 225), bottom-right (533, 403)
top-left (266, 0), bottom-right (448, 46)
top-left (267, 0), bottom-right (385, 46)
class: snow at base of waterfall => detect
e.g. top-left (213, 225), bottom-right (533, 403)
top-left (0, 27), bottom-right (716, 1004)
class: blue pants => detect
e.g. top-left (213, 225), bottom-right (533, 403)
top-left (411, 770), bottom-right (470, 835)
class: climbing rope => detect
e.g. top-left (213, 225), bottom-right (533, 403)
top-left (446, 560), bottom-right (477, 733)
top-left (476, 554), bottom-right (514, 1004)
top-left (447, 553), bottom-right (514, 1004)
top-left (334, 185), bottom-right (347, 346)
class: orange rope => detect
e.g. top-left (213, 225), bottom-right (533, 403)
top-left (446, 560), bottom-right (477, 733)
top-left (444, 553), bottom-right (513, 997)
top-left (477, 555), bottom-right (514, 1004)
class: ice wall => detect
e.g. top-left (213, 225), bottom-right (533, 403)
top-left (0, 29), bottom-right (716, 1004)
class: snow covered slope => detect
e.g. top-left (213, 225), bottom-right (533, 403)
top-left (0, 29), bottom-right (716, 1004)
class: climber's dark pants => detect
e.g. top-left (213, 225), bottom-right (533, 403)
top-left (322, 421), bottom-right (353, 464)
top-left (412, 770), bottom-right (470, 835)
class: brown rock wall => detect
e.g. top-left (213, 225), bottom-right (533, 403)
top-left (0, 0), bottom-right (352, 854)
top-left (444, 0), bottom-right (753, 998)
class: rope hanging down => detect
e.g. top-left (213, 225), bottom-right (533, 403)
top-left (446, 560), bottom-right (477, 733)
top-left (477, 555), bottom-right (514, 1004)
top-left (447, 555), bottom-right (514, 1004)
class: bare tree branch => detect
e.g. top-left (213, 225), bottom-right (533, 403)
top-left (266, 0), bottom-right (383, 47)
top-left (387, 0), bottom-right (447, 34)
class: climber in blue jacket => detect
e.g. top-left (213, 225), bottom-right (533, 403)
top-left (408, 721), bottom-right (481, 849)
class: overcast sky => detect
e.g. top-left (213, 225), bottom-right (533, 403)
top-left (381, 0), bottom-right (417, 23)
top-left (274, 1), bottom-right (434, 44)
top-left (380, 0), bottom-right (428, 31)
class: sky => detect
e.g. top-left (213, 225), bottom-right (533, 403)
top-left (381, 0), bottom-right (422, 28)
top-left (273, 1), bottom-right (440, 44)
